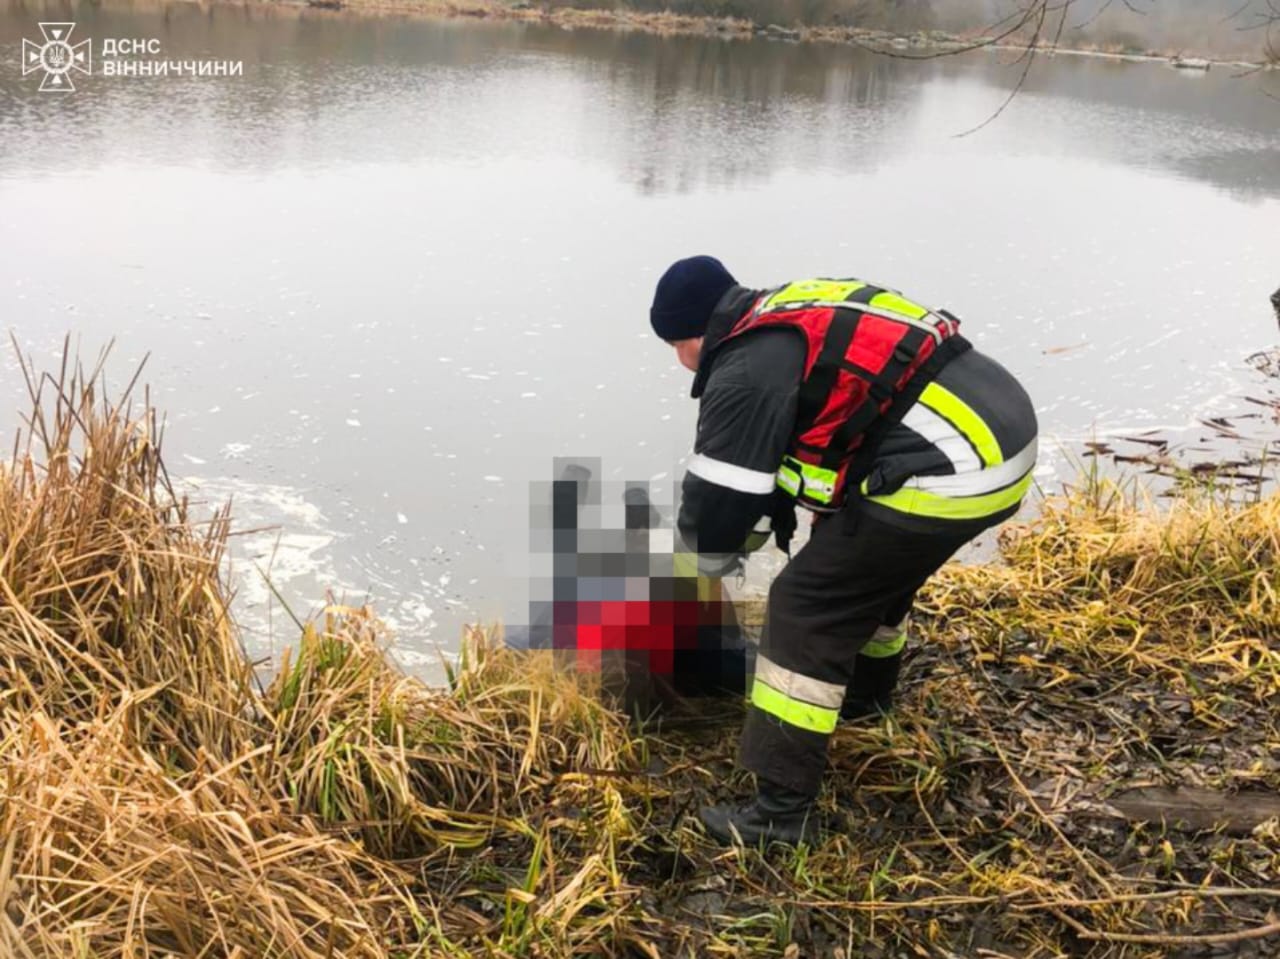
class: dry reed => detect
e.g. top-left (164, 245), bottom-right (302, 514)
top-left (1, 347), bottom-right (1276, 957)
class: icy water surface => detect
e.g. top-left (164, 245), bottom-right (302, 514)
top-left (1, 0), bottom-right (1277, 671)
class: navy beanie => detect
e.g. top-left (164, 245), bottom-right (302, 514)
top-left (649, 256), bottom-right (737, 342)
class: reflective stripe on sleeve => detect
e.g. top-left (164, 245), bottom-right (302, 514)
top-left (867, 469), bottom-right (1033, 521)
top-left (906, 439), bottom-right (1038, 498)
top-left (918, 382), bottom-right (1004, 467)
top-left (687, 453), bottom-right (778, 495)
top-left (898, 402), bottom-right (984, 475)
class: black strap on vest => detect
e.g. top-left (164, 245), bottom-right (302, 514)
top-left (791, 285), bottom-right (885, 435)
top-left (698, 290), bottom-right (971, 529)
top-left (843, 334), bottom-right (973, 493)
top-left (794, 310), bottom-right (859, 436)
top-left (821, 326), bottom-right (933, 470)
top-left (844, 284), bottom-right (886, 306)
top-left (792, 307), bottom-right (937, 473)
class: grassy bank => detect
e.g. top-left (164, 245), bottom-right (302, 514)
top-left (1, 353), bottom-right (1278, 957)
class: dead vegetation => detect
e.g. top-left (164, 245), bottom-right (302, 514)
top-left (1, 348), bottom-right (1276, 957)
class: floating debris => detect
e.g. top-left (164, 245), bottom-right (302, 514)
top-left (1042, 341), bottom-right (1089, 355)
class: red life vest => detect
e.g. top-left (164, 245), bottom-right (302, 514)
top-left (714, 278), bottom-right (970, 511)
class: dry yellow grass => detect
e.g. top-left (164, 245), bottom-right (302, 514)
top-left (0, 348), bottom-right (647, 956)
top-left (1, 346), bottom-right (1276, 957)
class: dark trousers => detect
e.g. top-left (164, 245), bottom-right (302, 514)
top-left (740, 502), bottom-right (1001, 796)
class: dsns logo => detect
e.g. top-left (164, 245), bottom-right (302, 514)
top-left (22, 22), bottom-right (92, 92)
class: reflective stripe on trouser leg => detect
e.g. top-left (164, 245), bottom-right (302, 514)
top-left (741, 594), bottom-right (859, 797)
top-left (860, 621), bottom-right (907, 659)
top-left (740, 503), bottom-right (1006, 797)
top-left (741, 635), bottom-right (851, 797)
top-left (749, 654), bottom-right (844, 734)
top-left (740, 701), bottom-right (834, 798)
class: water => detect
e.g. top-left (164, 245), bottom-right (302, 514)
top-left (2, 0), bottom-right (1277, 672)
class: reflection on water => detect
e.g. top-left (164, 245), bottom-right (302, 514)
top-left (1, 0), bottom-right (1277, 671)
top-left (3, 1), bottom-right (1278, 193)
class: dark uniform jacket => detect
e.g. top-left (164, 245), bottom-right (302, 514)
top-left (677, 285), bottom-right (1039, 571)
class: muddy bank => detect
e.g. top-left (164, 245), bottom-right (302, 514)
top-left (4, 349), bottom-right (1278, 956)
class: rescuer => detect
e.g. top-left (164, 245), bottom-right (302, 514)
top-left (650, 256), bottom-right (1039, 846)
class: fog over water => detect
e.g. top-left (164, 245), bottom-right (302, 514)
top-left (1, 1), bottom-right (1277, 674)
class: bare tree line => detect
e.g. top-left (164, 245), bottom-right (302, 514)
top-left (878, 1), bottom-right (1277, 62)
top-left (999, 0), bottom-right (1279, 58)
top-left (856, 1), bottom-right (1279, 132)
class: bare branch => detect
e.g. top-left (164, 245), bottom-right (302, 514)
top-left (845, 0), bottom-right (1057, 63)
top-left (954, 0), bottom-right (1050, 138)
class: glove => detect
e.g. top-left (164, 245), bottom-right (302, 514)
top-left (769, 490), bottom-right (798, 556)
top-left (742, 516), bottom-right (772, 553)
top-left (673, 546), bottom-right (741, 590)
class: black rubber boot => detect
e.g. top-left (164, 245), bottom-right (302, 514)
top-left (840, 651), bottom-right (902, 723)
top-left (698, 779), bottom-right (821, 846)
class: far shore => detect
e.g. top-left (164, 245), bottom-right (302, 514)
top-left (253, 0), bottom-right (1276, 71)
